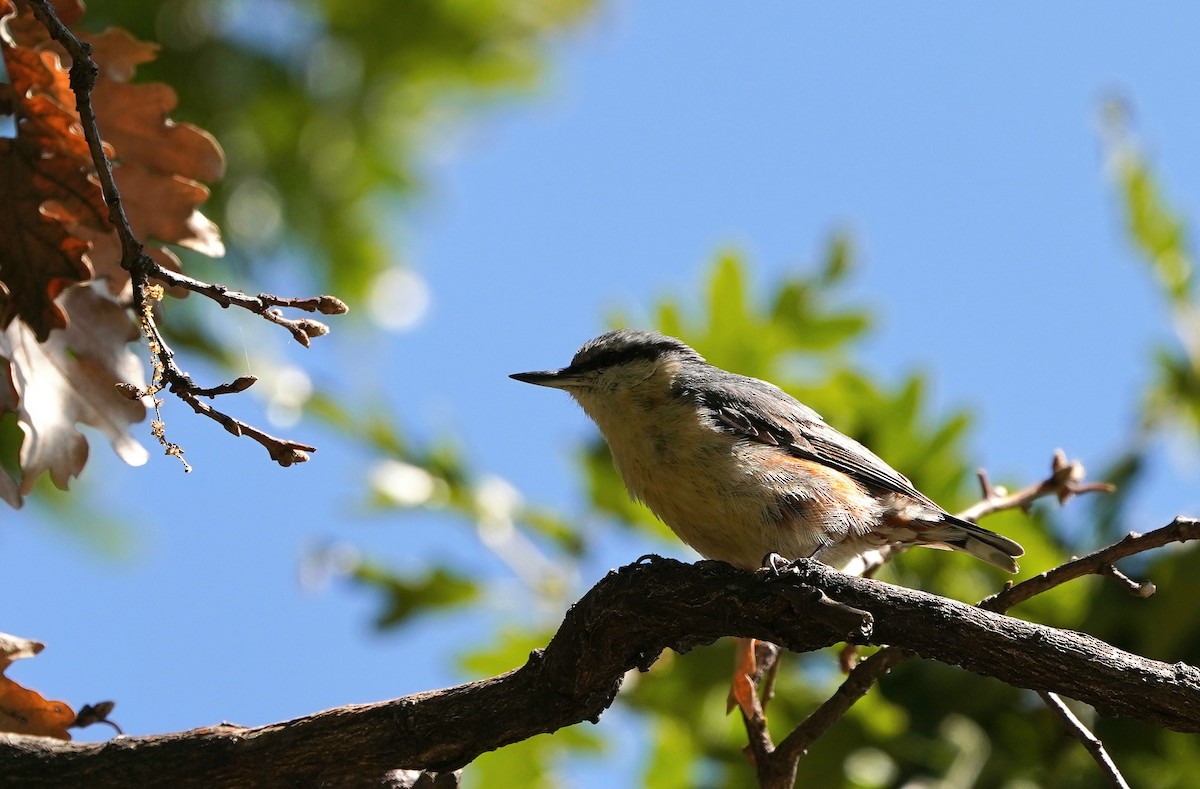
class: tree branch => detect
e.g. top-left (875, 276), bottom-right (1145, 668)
top-left (27, 0), bottom-right (346, 468)
top-left (959, 449), bottom-right (1115, 522)
top-left (3, 536), bottom-right (1199, 786)
top-left (1039, 691), bottom-right (1131, 789)
top-left (981, 515), bottom-right (1200, 613)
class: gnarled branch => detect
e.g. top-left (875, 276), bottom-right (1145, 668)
top-left (2, 522), bottom-right (1198, 786)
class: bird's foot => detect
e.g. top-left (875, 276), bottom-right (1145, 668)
top-left (762, 552), bottom-right (792, 575)
top-left (761, 552), bottom-right (822, 576)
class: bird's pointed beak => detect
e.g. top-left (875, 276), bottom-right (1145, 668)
top-left (509, 368), bottom-right (576, 389)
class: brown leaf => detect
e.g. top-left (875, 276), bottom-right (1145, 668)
top-left (0, 285), bottom-right (148, 493)
top-left (78, 26), bottom-right (155, 82)
top-left (89, 71), bottom-right (225, 184)
top-left (111, 164), bottom-right (224, 256)
top-left (0, 136), bottom-right (98, 337)
top-left (83, 26), bottom-right (226, 276)
top-left (1, 4), bottom-right (224, 305)
top-left (0, 631), bottom-right (73, 740)
top-left (0, 39), bottom-right (106, 338)
top-left (0, 676), bottom-right (75, 739)
top-left (2, 1), bottom-right (83, 50)
top-left (0, 2), bottom-right (217, 503)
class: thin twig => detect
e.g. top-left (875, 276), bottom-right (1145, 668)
top-left (774, 646), bottom-right (908, 764)
top-left (1040, 691), bottom-right (1131, 789)
top-left (738, 640), bottom-right (783, 783)
top-left (959, 449), bottom-right (1115, 522)
top-left (981, 516), bottom-right (1199, 613)
top-left (1098, 563), bottom-right (1157, 598)
top-left (149, 267), bottom-right (347, 348)
top-left (27, 0), bottom-right (346, 467)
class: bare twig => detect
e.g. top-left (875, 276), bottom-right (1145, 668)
top-left (737, 640), bottom-right (783, 782)
top-left (1040, 691), bottom-right (1131, 789)
top-left (27, 0), bottom-right (346, 468)
top-left (981, 516), bottom-right (1199, 613)
top-left (149, 267), bottom-right (347, 348)
top-left (775, 646), bottom-right (908, 765)
top-left (959, 449), bottom-right (1115, 522)
top-left (1099, 563), bottom-right (1158, 598)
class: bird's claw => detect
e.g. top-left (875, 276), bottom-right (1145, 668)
top-left (762, 552), bottom-right (792, 575)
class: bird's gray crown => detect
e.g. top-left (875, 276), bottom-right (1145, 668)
top-left (567, 329), bottom-right (704, 374)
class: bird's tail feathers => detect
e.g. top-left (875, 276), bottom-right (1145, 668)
top-left (936, 515), bottom-right (1024, 573)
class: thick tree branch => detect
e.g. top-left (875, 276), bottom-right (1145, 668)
top-left (3, 540), bottom-right (1199, 787)
top-left (756, 516), bottom-right (1200, 788)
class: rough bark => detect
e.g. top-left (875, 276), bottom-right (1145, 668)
top-left (3, 557), bottom-right (1198, 787)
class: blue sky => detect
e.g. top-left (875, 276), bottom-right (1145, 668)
top-left (5, 2), bottom-right (1200, 779)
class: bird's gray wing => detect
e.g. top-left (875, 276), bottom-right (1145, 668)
top-left (698, 373), bottom-right (939, 508)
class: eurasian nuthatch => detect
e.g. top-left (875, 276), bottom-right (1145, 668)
top-left (512, 329), bottom-right (1023, 576)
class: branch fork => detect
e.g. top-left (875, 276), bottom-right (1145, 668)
top-left (28, 0), bottom-right (347, 468)
top-left (736, 451), bottom-right (1152, 788)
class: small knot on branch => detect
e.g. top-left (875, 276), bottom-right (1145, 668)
top-left (777, 583), bottom-right (874, 642)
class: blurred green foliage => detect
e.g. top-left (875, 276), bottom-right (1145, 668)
top-left (1102, 101), bottom-right (1200, 439)
top-left (85, 0), bottom-right (594, 303)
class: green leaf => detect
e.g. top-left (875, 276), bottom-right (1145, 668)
top-left (1103, 105), bottom-right (1195, 304)
top-left (351, 563), bottom-right (478, 630)
top-left (820, 230), bottom-right (854, 284)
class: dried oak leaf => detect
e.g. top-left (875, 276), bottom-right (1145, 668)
top-left (2, 0), bottom-right (83, 46)
top-left (0, 285), bottom-right (148, 494)
top-left (0, 39), bottom-right (107, 339)
top-left (81, 27), bottom-right (225, 291)
top-left (0, 632), bottom-right (74, 740)
top-left (1, 5), bottom-right (225, 303)
top-left (0, 633), bottom-right (43, 671)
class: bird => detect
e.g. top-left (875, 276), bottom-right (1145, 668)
top-left (510, 329), bottom-right (1024, 715)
